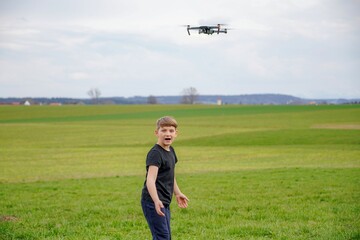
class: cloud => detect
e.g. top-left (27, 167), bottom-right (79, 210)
top-left (69, 72), bottom-right (90, 80)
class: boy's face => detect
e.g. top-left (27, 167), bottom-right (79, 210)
top-left (155, 126), bottom-right (177, 148)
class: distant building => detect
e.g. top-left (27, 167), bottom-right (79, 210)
top-left (24, 100), bottom-right (31, 106)
top-left (217, 98), bottom-right (222, 105)
top-left (308, 101), bottom-right (318, 105)
top-left (49, 103), bottom-right (62, 106)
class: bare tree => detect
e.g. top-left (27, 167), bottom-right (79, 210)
top-left (147, 95), bottom-right (158, 104)
top-left (181, 87), bottom-right (199, 104)
top-left (87, 88), bottom-right (101, 104)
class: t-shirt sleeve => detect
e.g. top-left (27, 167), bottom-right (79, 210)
top-left (146, 150), bottom-right (162, 168)
top-left (171, 147), bottom-right (178, 164)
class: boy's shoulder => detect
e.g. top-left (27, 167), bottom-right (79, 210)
top-left (147, 144), bottom-right (162, 157)
top-left (150, 144), bottom-right (162, 152)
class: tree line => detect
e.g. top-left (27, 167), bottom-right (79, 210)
top-left (88, 87), bottom-right (199, 105)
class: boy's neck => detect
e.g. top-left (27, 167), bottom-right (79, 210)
top-left (157, 143), bottom-right (171, 151)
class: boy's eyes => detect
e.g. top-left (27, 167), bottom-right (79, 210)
top-left (161, 129), bottom-right (175, 133)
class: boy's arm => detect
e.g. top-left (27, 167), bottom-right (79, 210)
top-left (174, 178), bottom-right (189, 208)
top-left (146, 165), bottom-right (165, 216)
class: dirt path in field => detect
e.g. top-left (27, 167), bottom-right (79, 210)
top-left (0, 215), bottom-right (18, 222)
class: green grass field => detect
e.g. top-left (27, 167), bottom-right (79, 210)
top-left (0, 104), bottom-right (359, 239)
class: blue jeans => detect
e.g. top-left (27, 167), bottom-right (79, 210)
top-left (141, 200), bottom-right (171, 240)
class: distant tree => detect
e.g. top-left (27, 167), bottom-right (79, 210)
top-left (87, 88), bottom-right (101, 104)
top-left (181, 87), bottom-right (199, 104)
top-left (147, 95), bottom-right (158, 104)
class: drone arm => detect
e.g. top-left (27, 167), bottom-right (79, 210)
top-left (217, 29), bottom-right (227, 34)
top-left (187, 26), bottom-right (201, 35)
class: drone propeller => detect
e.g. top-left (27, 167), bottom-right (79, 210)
top-left (211, 23), bottom-right (228, 26)
top-left (179, 24), bottom-right (191, 35)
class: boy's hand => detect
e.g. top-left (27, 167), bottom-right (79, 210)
top-left (155, 200), bottom-right (165, 217)
top-left (176, 193), bottom-right (189, 208)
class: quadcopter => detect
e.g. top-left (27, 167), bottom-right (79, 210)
top-left (186, 24), bottom-right (228, 35)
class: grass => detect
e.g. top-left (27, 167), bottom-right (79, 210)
top-left (0, 104), bottom-right (359, 239)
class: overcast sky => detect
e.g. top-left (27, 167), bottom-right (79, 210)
top-left (0, 0), bottom-right (359, 99)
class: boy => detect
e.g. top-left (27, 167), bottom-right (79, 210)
top-left (141, 116), bottom-right (189, 240)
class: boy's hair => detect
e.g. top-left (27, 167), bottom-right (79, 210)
top-left (156, 116), bottom-right (178, 130)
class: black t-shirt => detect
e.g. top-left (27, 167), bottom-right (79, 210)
top-left (141, 144), bottom-right (178, 205)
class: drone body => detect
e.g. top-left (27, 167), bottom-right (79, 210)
top-left (186, 24), bottom-right (228, 35)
